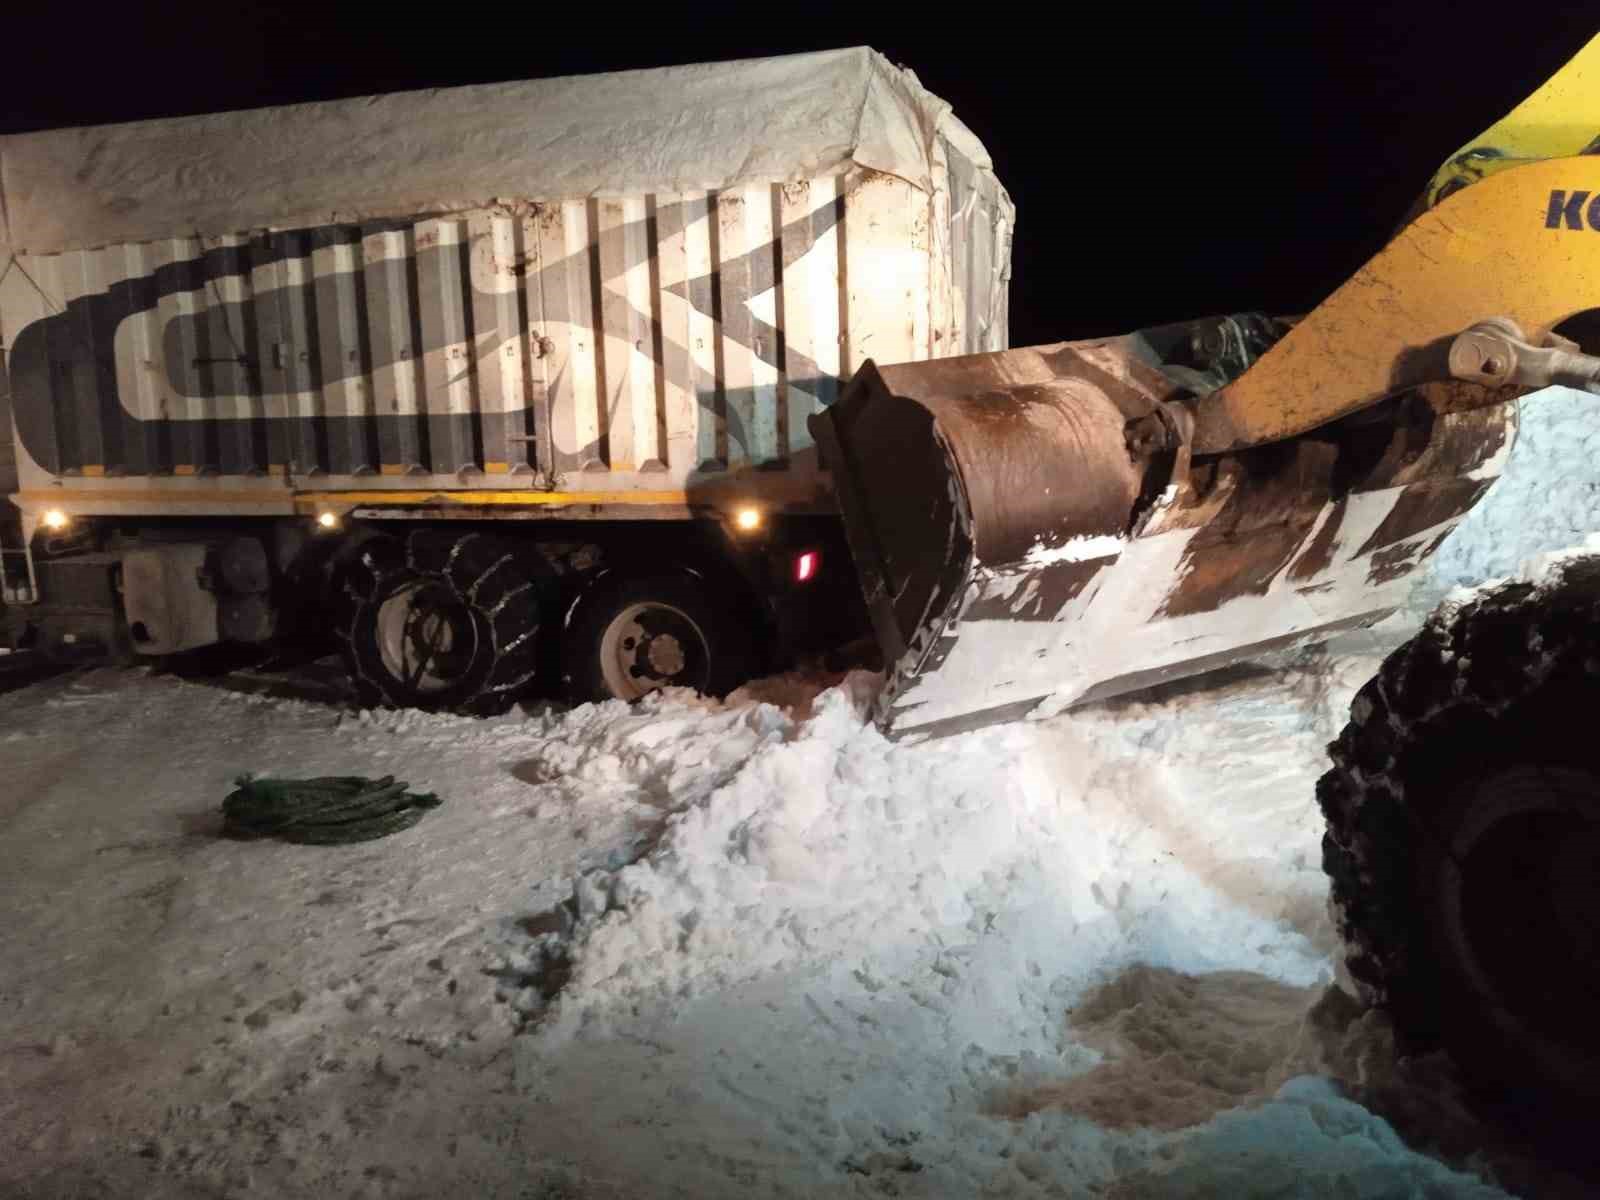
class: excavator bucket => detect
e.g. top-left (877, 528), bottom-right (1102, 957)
top-left (812, 31), bottom-right (1600, 740)
top-left (811, 337), bottom-right (1517, 739)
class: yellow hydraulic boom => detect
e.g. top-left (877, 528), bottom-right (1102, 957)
top-left (1193, 32), bottom-right (1600, 454)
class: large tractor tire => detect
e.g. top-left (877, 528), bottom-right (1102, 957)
top-left (566, 573), bottom-right (756, 704)
top-left (1318, 553), bottom-right (1600, 1108)
top-left (335, 529), bottom-right (553, 715)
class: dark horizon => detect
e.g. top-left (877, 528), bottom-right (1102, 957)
top-left (4, 4), bottom-right (1595, 346)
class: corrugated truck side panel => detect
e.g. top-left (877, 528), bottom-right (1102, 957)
top-left (2, 168), bottom-right (1011, 516)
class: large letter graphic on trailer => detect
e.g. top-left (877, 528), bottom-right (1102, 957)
top-left (9, 197), bottom-right (845, 478)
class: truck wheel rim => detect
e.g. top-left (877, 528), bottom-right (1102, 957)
top-left (1440, 766), bottom-right (1600, 1063)
top-left (598, 601), bottom-right (709, 700)
top-left (375, 581), bottom-right (479, 695)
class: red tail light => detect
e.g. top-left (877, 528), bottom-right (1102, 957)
top-left (794, 550), bottom-right (820, 583)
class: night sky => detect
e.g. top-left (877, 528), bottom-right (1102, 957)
top-left (4, 5), bottom-right (1595, 347)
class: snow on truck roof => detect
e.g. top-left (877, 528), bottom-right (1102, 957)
top-left (0, 46), bottom-right (999, 257)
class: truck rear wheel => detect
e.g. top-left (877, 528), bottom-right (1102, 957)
top-left (1318, 554), bottom-right (1600, 1107)
top-left (336, 529), bottom-right (550, 715)
top-left (567, 574), bottom-right (755, 703)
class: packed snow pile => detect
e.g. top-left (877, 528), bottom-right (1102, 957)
top-left (1407, 385), bottom-right (1600, 656)
top-left (477, 640), bottom-right (1544, 1196)
top-left (509, 669), bottom-right (1333, 1044)
top-left (1422, 385), bottom-right (1600, 600)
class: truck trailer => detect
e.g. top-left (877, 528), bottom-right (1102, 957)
top-left (0, 47), bottom-right (1012, 709)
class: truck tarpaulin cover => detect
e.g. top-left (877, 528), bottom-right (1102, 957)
top-left (0, 47), bottom-right (989, 256)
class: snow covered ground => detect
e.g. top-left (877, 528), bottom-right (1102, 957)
top-left (3, 387), bottom-right (1599, 1198)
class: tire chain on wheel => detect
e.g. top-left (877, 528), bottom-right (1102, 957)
top-left (1317, 555), bottom-right (1600, 1042)
top-left (335, 528), bottom-right (551, 715)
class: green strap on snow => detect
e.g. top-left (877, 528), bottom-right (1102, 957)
top-left (222, 774), bottom-right (442, 845)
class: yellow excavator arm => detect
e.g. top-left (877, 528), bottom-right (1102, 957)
top-left (1194, 32), bottom-right (1600, 454)
top-left (1425, 32), bottom-right (1600, 208)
